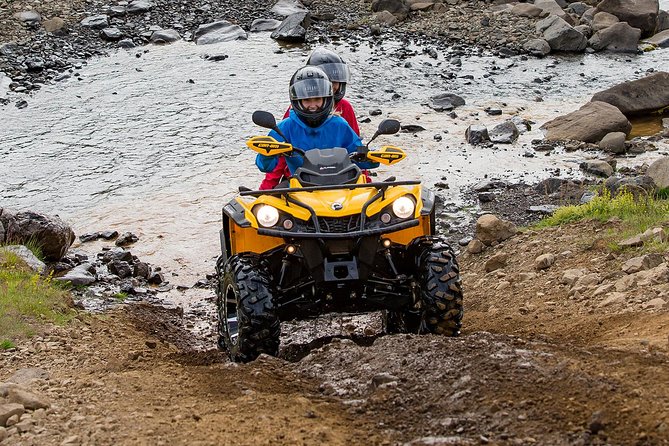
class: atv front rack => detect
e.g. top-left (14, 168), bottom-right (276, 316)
top-left (238, 180), bottom-right (421, 197)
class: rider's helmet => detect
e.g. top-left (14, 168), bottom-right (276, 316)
top-left (306, 48), bottom-right (351, 103)
top-left (289, 66), bottom-right (334, 128)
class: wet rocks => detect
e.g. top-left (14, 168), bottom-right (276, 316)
top-left (271, 0), bottom-right (308, 17)
top-left (523, 38), bottom-right (551, 57)
top-left (489, 120), bottom-right (519, 143)
top-left (150, 29), bottom-right (181, 44)
top-left (591, 72), bottom-right (669, 116)
top-left (115, 231), bottom-right (139, 247)
top-left (599, 132), bottom-right (627, 154)
top-left (271, 12), bottom-right (311, 42)
top-left (126, 0), bottom-right (155, 14)
top-left (541, 101), bottom-right (632, 143)
top-left (80, 15), bottom-right (109, 30)
top-left (465, 125), bottom-right (490, 145)
top-left (195, 21), bottom-right (248, 45)
top-left (644, 29), bottom-right (669, 47)
top-left (54, 263), bottom-right (96, 286)
top-left (428, 93), bottom-right (465, 112)
top-left (250, 18), bottom-right (282, 32)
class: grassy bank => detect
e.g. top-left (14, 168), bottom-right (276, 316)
top-left (534, 190), bottom-right (669, 249)
top-left (0, 248), bottom-right (75, 348)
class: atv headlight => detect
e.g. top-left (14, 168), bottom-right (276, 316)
top-left (392, 196), bottom-right (415, 219)
top-left (254, 205), bottom-right (279, 228)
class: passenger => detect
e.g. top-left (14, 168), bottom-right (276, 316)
top-left (255, 66), bottom-right (376, 180)
top-left (259, 48), bottom-right (360, 190)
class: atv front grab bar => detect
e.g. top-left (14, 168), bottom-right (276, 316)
top-left (239, 180), bottom-right (421, 197)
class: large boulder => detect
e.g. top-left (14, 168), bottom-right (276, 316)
top-left (646, 157), bottom-right (669, 188)
top-left (511, 3), bottom-right (546, 18)
top-left (475, 214), bottom-right (517, 246)
top-left (589, 22), bottom-right (642, 52)
top-left (271, 12), bottom-right (311, 42)
top-left (537, 16), bottom-right (588, 51)
top-left (541, 101), bottom-right (632, 142)
top-left (194, 21), bottom-right (247, 45)
top-left (0, 209), bottom-right (75, 261)
top-left (535, 0), bottom-right (568, 18)
top-left (270, 0), bottom-right (308, 17)
top-left (596, 0), bottom-right (659, 36)
top-left (590, 71), bottom-right (669, 115)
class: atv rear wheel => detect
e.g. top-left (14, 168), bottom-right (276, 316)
top-left (384, 236), bottom-right (463, 335)
top-left (216, 254), bottom-right (280, 362)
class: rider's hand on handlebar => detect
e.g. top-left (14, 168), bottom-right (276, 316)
top-left (350, 146), bottom-right (369, 162)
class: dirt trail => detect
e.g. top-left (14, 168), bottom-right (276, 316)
top-left (3, 219), bottom-right (669, 445)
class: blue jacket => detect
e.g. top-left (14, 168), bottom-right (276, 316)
top-left (255, 110), bottom-right (378, 173)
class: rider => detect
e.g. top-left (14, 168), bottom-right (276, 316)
top-left (255, 66), bottom-right (376, 178)
top-left (259, 48), bottom-right (361, 189)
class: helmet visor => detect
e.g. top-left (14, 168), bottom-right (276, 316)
top-left (318, 62), bottom-right (351, 83)
top-left (290, 78), bottom-right (333, 100)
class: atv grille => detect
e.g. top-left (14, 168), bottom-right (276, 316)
top-left (306, 215), bottom-right (361, 233)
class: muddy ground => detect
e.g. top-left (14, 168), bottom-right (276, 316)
top-left (3, 217), bottom-right (669, 446)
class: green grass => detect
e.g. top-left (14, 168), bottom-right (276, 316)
top-left (1, 339), bottom-right (16, 350)
top-left (534, 190), bottom-right (669, 234)
top-left (113, 292), bottom-right (129, 301)
top-left (0, 249), bottom-right (75, 344)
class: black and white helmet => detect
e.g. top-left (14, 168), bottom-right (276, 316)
top-left (306, 47), bottom-right (351, 103)
top-left (289, 66), bottom-right (334, 128)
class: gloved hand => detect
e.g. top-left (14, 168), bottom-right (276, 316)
top-left (350, 146), bottom-right (369, 162)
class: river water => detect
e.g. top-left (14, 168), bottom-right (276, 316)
top-left (1, 33), bottom-right (668, 293)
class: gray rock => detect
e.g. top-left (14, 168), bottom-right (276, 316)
top-left (538, 16), bottom-right (588, 51)
top-left (195, 21), bottom-right (248, 45)
top-left (596, 0), bottom-right (660, 36)
top-left (465, 125), bottom-right (490, 145)
top-left (109, 260), bottom-right (133, 278)
top-left (535, 253), bottom-right (556, 270)
top-left (374, 10), bottom-right (398, 25)
top-left (489, 121), bottom-right (519, 143)
top-left (54, 263), bottom-right (96, 286)
top-left (372, 0), bottom-right (410, 19)
top-left (0, 403), bottom-right (24, 427)
top-left (574, 24), bottom-right (593, 38)
top-left (14, 11), bottom-right (41, 24)
top-left (647, 157), bottom-right (669, 188)
top-left (592, 11), bottom-right (619, 32)
top-left (0, 209), bottom-right (76, 261)
top-left (476, 214), bottom-right (517, 246)
top-left (271, 12), bottom-right (311, 43)
top-left (428, 93), bottom-right (465, 111)
top-left (658, 10), bottom-right (669, 32)
top-left (0, 245), bottom-right (46, 274)
top-left (580, 159), bottom-right (614, 177)
top-left (589, 22), bottom-right (642, 52)
top-left (523, 38), bottom-right (552, 56)
top-left (126, 0), bottom-right (154, 14)
top-left (250, 18), bottom-right (282, 32)
top-left (535, 0), bottom-right (567, 18)
top-left (80, 15), bottom-right (109, 29)
top-left (644, 29), bottom-right (669, 47)
top-left (370, 373), bottom-right (398, 388)
top-left (6, 368), bottom-right (50, 385)
top-left (591, 72), bottom-right (669, 115)
top-left (529, 205), bottom-right (559, 214)
top-left (485, 253), bottom-right (508, 272)
top-left (8, 387), bottom-right (50, 410)
top-left (108, 6), bottom-right (127, 17)
top-left (150, 29), bottom-right (181, 44)
top-left (118, 39), bottom-right (136, 48)
top-left (622, 253), bottom-right (664, 274)
top-left (271, 0), bottom-right (308, 17)
top-left (599, 132), bottom-right (627, 153)
top-left (567, 2), bottom-right (589, 17)
top-left (101, 27), bottom-right (124, 41)
top-left (541, 101), bottom-right (631, 143)
top-left (511, 3), bottom-right (546, 18)
top-left (115, 231), bottom-right (139, 246)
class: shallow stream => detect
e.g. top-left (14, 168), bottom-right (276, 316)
top-left (1, 33), bottom-right (667, 327)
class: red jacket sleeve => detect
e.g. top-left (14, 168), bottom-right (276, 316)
top-left (259, 157), bottom-right (288, 190)
top-left (335, 99), bottom-right (360, 136)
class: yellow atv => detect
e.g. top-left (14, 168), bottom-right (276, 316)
top-left (215, 111), bottom-right (463, 362)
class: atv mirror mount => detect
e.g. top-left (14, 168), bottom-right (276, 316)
top-left (365, 119), bottom-right (401, 147)
top-left (252, 110), bottom-right (288, 142)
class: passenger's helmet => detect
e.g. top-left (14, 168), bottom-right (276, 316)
top-left (289, 66), bottom-right (334, 128)
top-left (306, 48), bottom-right (351, 103)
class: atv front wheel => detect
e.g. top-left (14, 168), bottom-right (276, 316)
top-left (385, 237), bottom-right (463, 336)
top-left (216, 254), bottom-right (280, 362)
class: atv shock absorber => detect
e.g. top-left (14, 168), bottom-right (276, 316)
top-left (383, 248), bottom-right (400, 277)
